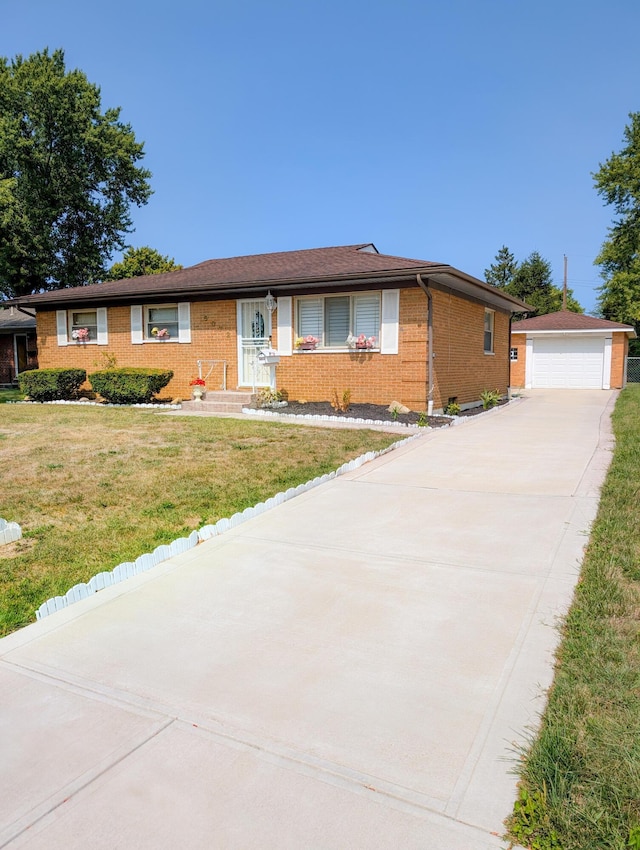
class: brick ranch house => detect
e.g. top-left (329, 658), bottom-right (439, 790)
top-left (510, 310), bottom-right (636, 390)
top-left (8, 244), bottom-right (530, 412)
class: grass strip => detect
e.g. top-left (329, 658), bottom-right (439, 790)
top-left (506, 384), bottom-right (640, 850)
top-left (0, 405), bottom-right (399, 636)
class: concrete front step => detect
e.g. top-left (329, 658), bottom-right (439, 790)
top-left (181, 390), bottom-right (255, 415)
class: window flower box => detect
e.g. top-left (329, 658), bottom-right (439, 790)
top-left (295, 335), bottom-right (318, 351)
top-left (347, 333), bottom-right (376, 350)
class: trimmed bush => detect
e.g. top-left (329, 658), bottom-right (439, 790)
top-left (89, 368), bottom-right (174, 404)
top-left (18, 368), bottom-right (87, 401)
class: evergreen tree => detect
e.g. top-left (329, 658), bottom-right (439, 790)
top-left (484, 245), bottom-right (517, 289)
top-left (485, 247), bottom-right (583, 315)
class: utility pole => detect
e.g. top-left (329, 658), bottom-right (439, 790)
top-left (562, 255), bottom-right (568, 310)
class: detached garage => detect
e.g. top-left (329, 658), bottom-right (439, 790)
top-left (510, 310), bottom-right (636, 390)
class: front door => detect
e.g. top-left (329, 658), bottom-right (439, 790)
top-left (237, 299), bottom-right (271, 388)
top-left (15, 335), bottom-right (28, 376)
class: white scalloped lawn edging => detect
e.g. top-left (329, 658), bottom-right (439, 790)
top-left (12, 400), bottom-right (181, 409)
top-left (34, 432), bottom-right (421, 621)
top-left (242, 407), bottom-right (424, 429)
top-left (0, 518), bottom-right (22, 546)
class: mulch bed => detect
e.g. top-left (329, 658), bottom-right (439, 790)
top-left (251, 400), bottom-right (507, 427)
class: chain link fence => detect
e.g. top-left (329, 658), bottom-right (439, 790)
top-left (627, 357), bottom-right (640, 383)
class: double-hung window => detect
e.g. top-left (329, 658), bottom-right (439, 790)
top-left (70, 310), bottom-right (98, 342)
top-left (57, 308), bottom-right (108, 345)
top-left (296, 293), bottom-right (381, 349)
top-left (484, 309), bottom-right (495, 354)
top-left (145, 305), bottom-right (179, 340)
top-left (130, 303), bottom-right (191, 344)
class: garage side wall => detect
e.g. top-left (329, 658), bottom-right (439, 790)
top-left (610, 333), bottom-right (629, 388)
top-left (509, 332), bottom-right (526, 388)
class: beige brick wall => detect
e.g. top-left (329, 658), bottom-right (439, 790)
top-left (36, 288), bottom-right (512, 411)
top-left (610, 333), bottom-right (628, 388)
top-left (509, 332), bottom-right (527, 387)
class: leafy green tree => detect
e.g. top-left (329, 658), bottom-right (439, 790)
top-left (105, 246), bottom-right (182, 281)
top-left (0, 48), bottom-right (152, 298)
top-left (593, 112), bottom-right (640, 345)
top-left (484, 245), bottom-right (517, 289)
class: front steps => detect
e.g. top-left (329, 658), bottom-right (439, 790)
top-left (180, 390), bottom-right (255, 415)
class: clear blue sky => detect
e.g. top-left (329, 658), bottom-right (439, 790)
top-left (4, 0), bottom-right (639, 313)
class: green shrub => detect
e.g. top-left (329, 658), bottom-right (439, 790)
top-left (18, 368), bottom-right (87, 401)
top-left (89, 368), bottom-right (174, 404)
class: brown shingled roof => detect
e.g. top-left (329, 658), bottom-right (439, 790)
top-left (512, 310), bottom-right (635, 334)
top-left (8, 243), bottom-right (531, 313)
top-left (11, 244), bottom-right (446, 306)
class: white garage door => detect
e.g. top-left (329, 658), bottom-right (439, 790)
top-left (531, 337), bottom-right (605, 388)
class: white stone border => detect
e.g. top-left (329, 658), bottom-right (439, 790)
top-left (34, 432), bottom-right (422, 621)
top-left (0, 518), bottom-right (22, 546)
top-left (12, 400), bottom-right (181, 409)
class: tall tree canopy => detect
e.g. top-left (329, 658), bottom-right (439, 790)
top-left (593, 112), bottom-right (640, 340)
top-left (0, 48), bottom-right (152, 298)
top-left (485, 247), bottom-right (582, 315)
top-left (105, 246), bottom-right (182, 281)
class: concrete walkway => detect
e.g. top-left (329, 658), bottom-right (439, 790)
top-left (0, 390), bottom-right (616, 849)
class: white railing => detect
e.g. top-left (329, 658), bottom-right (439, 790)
top-left (196, 360), bottom-right (227, 390)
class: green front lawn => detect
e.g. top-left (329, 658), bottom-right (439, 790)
top-left (0, 405), bottom-right (400, 636)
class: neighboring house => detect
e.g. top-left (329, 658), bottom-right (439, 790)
top-left (6, 244), bottom-right (529, 412)
top-left (0, 307), bottom-right (38, 386)
top-left (510, 310), bottom-right (636, 390)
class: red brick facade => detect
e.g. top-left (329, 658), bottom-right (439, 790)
top-left (35, 287), bottom-right (512, 412)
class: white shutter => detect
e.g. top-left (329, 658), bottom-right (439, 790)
top-left (56, 310), bottom-right (68, 346)
top-left (96, 308), bottom-right (108, 345)
top-left (380, 290), bottom-right (399, 354)
top-left (276, 296), bottom-right (292, 355)
top-left (131, 305), bottom-right (143, 344)
top-left (178, 302), bottom-right (191, 343)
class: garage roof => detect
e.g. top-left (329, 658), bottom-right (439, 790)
top-left (512, 310), bottom-right (636, 336)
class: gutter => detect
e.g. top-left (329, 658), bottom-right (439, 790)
top-left (415, 273), bottom-right (434, 415)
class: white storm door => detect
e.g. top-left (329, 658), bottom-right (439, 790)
top-left (237, 299), bottom-right (271, 387)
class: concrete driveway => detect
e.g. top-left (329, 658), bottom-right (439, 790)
top-left (0, 390), bottom-right (616, 849)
